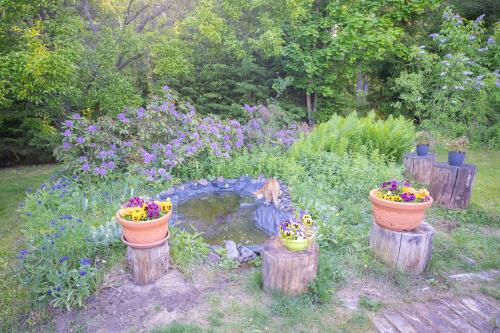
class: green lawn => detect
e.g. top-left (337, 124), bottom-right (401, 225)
top-left (0, 164), bottom-right (58, 256)
top-left (434, 145), bottom-right (500, 217)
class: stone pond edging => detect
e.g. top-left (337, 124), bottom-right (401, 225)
top-left (155, 175), bottom-right (294, 262)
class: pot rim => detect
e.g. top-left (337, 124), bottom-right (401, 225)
top-left (116, 210), bottom-right (172, 228)
top-left (369, 189), bottom-right (433, 210)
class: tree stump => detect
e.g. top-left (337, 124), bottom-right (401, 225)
top-left (403, 152), bottom-right (436, 185)
top-left (369, 221), bottom-right (435, 274)
top-left (262, 237), bottom-right (319, 296)
top-left (127, 241), bottom-right (170, 285)
top-left (429, 162), bottom-right (476, 209)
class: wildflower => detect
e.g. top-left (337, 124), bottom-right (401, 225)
top-left (59, 256), bottom-right (69, 263)
top-left (26, 212), bottom-right (32, 217)
top-left (123, 141), bottom-right (133, 147)
top-left (87, 125), bottom-right (97, 132)
top-left (72, 113), bottom-right (82, 120)
top-left (468, 35), bottom-right (476, 41)
top-left (63, 129), bottom-right (72, 137)
top-left (76, 137), bottom-right (85, 145)
top-left (117, 113), bottom-right (129, 123)
top-left (487, 37), bottom-right (495, 44)
top-left (79, 270), bottom-right (87, 277)
top-left (163, 85), bottom-right (170, 91)
top-left (478, 47), bottom-right (488, 52)
top-left (439, 38), bottom-right (448, 44)
top-left (80, 258), bottom-right (91, 266)
top-left (463, 71), bottom-right (472, 76)
top-left (496, 80), bottom-right (500, 88)
top-left (441, 61), bottom-right (450, 66)
top-left (475, 14), bottom-right (485, 23)
top-left (429, 33), bottom-right (439, 39)
top-left (444, 54), bottom-right (453, 59)
top-left (136, 107), bottom-right (145, 118)
top-left (64, 120), bottom-right (74, 127)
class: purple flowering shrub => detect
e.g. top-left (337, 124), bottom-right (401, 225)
top-left (56, 88), bottom-right (307, 181)
top-left (242, 104), bottom-right (310, 147)
top-left (393, 8), bottom-right (499, 145)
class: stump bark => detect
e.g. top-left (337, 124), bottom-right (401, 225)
top-left (429, 162), bottom-right (476, 209)
top-left (403, 152), bottom-right (436, 185)
top-left (127, 241), bottom-right (170, 285)
top-left (262, 237), bottom-right (319, 296)
top-left (369, 221), bottom-right (435, 274)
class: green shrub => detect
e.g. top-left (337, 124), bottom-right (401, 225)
top-left (290, 112), bottom-right (415, 161)
top-left (169, 227), bottom-right (210, 272)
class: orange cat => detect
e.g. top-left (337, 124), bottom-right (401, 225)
top-left (254, 178), bottom-right (280, 207)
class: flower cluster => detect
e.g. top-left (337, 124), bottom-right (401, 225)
top-left (375, 180), bottom-right (431, 203)
top-left (56, 87), bottom-right (308, 182)
top-left (278, 212), bottom-right (315, 240)
top-left (119, 197), bottom-right (172, 222)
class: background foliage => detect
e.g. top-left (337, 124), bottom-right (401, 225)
top-left (1, 0), bottom-right (498, 166)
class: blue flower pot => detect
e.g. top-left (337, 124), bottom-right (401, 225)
top-left (416, 144), bottom-right (429, 156)
top-left (448, 151), bottom-right (465, 166)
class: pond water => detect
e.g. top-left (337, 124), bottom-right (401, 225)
top-left (175, 193), bottom-right (268, 245)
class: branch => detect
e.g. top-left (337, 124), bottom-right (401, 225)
top-left (116, 53), bottom-right (143, 70)
top-left (81, 0), bottom-right (98, 34)
top-left (124, 2), bottom-right (150, 25)
top-left (135, 4), bottom-right (171, 33)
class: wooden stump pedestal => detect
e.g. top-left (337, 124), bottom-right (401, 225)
top-left (403, 152), bottom-right (436, 185)
top-left (369, 221), bottom-right (435, 274)
top-left (127, 241), bottom-right (170, 285)
top-left (262, 237), bottom-right (319, 296)
top-left (429, 162), bottom-right (476, 209)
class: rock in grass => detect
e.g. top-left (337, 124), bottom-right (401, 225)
top-left (238, 246), bottom-right (256, 263)
top-left (208, 252), bottom-right (221, 264)
top-left (225, 240), bottom-right (239, 260)
top-left (245, 245), bottom-right (263, 256)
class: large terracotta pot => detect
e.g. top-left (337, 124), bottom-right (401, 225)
top-left (369, 189), bottom-right (433, 232)
top-left (116, 210), bottom-right (171, 245)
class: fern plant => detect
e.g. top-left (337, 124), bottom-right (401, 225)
top-left (290, 112), bottom-right (415, 161)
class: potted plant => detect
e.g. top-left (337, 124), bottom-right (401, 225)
top-left (278, 212), bottom-right (315, 252)
top-left (415, 131), bottom-right (431, 156)
top-left (446, 136), bottom-right (469, 166)
top-left (369, 180), bottom-right (433, 232)
top-left (116, 196), bottom-right (172, 246)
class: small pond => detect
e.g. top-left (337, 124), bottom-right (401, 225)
top-left (176, 193), bottom-right (268, 245)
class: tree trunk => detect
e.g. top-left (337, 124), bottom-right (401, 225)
top-left (262, 237), bottom-right (319, 296)
top-left (306, 93), bottom-right (314, 126)
top-left (403, 152), bottom-right (436, 185)
top-left (312, 92), bottom-right (317, 123)
top-left (370, 221), bottom-right (435, 274)
top-left (363, 74), bottom-right (369, 95)
top-left (356, 67), bottom-right (363, 95)
top-left (127, 241), bottom-right (170, 285)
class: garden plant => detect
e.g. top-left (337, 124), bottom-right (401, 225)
top-left (0, 2), bottom-right (499, 333)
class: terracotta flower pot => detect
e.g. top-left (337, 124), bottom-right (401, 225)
top-left (116, 210), bottom-right (171, 245)
top-left (369, 189), bottom-right (433, 232)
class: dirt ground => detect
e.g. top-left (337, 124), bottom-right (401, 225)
top-left (49, 257), bottom-right (500, 333)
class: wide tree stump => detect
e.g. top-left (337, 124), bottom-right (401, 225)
top-left (369, 221), bottom-right (435, 274)
top-left (429, 162), bottom-right (476, 209)
top-left (127, 241), bottom-right (170, 285)
top-left (262, 237), bottom-right (319, 296)
top-left (403, 152), bottom-right (436, 185)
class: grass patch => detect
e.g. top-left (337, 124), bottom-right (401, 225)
top-left (149, 322), bottom-right (205, 333)
top-left (0, 164), bottom-right (58, 332)
top-left (434, 145), bottom-right (500, 219)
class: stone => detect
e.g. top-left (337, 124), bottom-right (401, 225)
top-left (238, 246), bottom-right (256, 263)
top-left (448, 269), bottom-right (500, 282)
top-left (216, 176), bottom-right (225, 183)
top-left (208, 252), bottom-right (221, 264)
top-left (208, 245), bottom-right (221, 252)
top-left (198, 179), bottom-right (209, 186)
top-left (459, 255), bottom-right (476, 266)
top-left (245, 245), bottom-right (264, 255)
top-left (225, 240), bottom-right (239, 260)
top-left (227, 179), bottom-right (237, 184)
